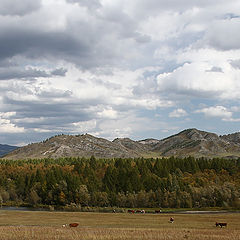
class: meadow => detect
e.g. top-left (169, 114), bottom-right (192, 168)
top-left (0, 210), bottom-right (239, 239)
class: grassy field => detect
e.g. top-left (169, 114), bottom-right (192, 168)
top-left (0, 210), bottom-right (239, 239)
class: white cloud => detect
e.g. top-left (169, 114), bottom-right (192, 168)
top-left (97, 107), bottom-right (118, 119)
top-left (169, 108), bottom-right (187, 118)
top-left (1, 0), bottom-right (240, 144)
top-left (195, 106), bottom-right (232, 119)
top-left (156, 50), bottom-right (240, 100)
top-left (33, 128), bottom-right (52, 133)
top-left (96, 114), bottom-right (166, 140)
top-left (222, 118), bottom-right (240, 122)
top-left (72, 120), bottom-right (97, 133)
top-left (0, 111), bottom-right (25, 133)
top-left (0, 118), bottom-right (25, 133)
top-left (0, 111), bottom-right (16, 118)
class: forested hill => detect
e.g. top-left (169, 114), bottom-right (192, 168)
top-left (0, 157), bottom-right (239, 209)
top-left (3, 128), bottom-right (240, 159)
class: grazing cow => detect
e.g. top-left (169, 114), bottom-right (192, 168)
top-left (216, 222), bottom-right (227, 228)
top-left (128, 209), bottom-right (135, 213)
top-left (169, 217), bottom-right (174, 223)
top-left (69, 223), bottom-right (79, 227)
top-left (155, 210), bottom-right (162, 214)
top-left (136, 210), bottom-right (145, 213)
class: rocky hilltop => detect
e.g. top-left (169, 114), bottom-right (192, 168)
top-left (146, 129), bottom-right (240, 158)
top-left (2, 129), bottom-right (240, 159)
top-left (3, 134), bottom-right (142, 160)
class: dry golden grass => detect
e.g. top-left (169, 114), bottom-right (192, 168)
top-left (0, 211), bottom-right (239, 239)
top-left (0, 226), bottom-right (240, 240)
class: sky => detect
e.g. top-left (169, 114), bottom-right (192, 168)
top-left (1, 0), bottom-right (240, 146)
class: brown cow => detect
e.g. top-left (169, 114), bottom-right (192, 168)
top-left (128, 209), bottom-right (135, 213)
top-left (216, 222), bottom-right (227, 228)
top-left (136, 210), bottom-right (145, 214)
top-left (69, 223), bottom-right (79, 227)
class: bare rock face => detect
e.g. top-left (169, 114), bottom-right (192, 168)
top-left (3, 129), bottom-right (240, 160)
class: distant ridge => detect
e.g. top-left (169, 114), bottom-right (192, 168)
top-left (0, 144), bottom-right (18, 157)
top-left (2, 129), bottom-right (240, 160)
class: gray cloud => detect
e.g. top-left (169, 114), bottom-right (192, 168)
top-left (51, 68), bottom-right (68, 76)
top-left (205, 18), bottom-right (240, 50)
top-left (230, 59), bottom-right (240, 69)
top-left (1, 0), bottom-right (240, 145)
top-left (205, 66), bottom-right (223, 73)
top-left (0, 67), bottom-right (49, 80)
top-left (0, 30), bottom-right (90, 65)
top-left (0, 0), bottom-right (42, 16)
top-left (3, 96), bottom-right (96, 127)
top-left (66, 0), bottom-right (102, 10)
top-left (126, 0), bottom-right (229, 18)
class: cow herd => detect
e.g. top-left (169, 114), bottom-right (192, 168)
top-left (62, 212), bottom-right (228, 229)
top-left (127, 209), bottom-right (145, 213)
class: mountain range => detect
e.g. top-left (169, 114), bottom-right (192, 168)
top-left (2, 128), bottom-right (240, 160)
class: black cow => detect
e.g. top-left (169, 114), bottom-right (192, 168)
top-left (216, 222), bottom-right (227, 228)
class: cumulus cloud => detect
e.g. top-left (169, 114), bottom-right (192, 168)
top-left (97, 108), bottom-right (118, 119)
top-left (156, 50), bottom-right (240, 100)
top-left (195, 106), bottom-right (232, 119)
top-left (0, 111), bottom-right (25, 133)
top-left (72, 119), bottom-right (97, 133)
top-left (1, 0), bottom-right (240, 144)
top-left (169, 108), bottom-right (187, 118)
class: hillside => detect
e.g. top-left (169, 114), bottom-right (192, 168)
top-left (2, 129), bottom-right (240, 159)
top-left (3, 134), bottom-right (141, 160)
top-left (150, 128), bottom-right (240, 158)
top-left (113, 137), bottom-right (151, 153)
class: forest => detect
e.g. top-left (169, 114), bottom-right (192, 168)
top-left (0, 156), bottom-right (239, 209)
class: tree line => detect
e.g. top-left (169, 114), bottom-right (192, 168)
top-left (0, 156), bottom-right (239, 209)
